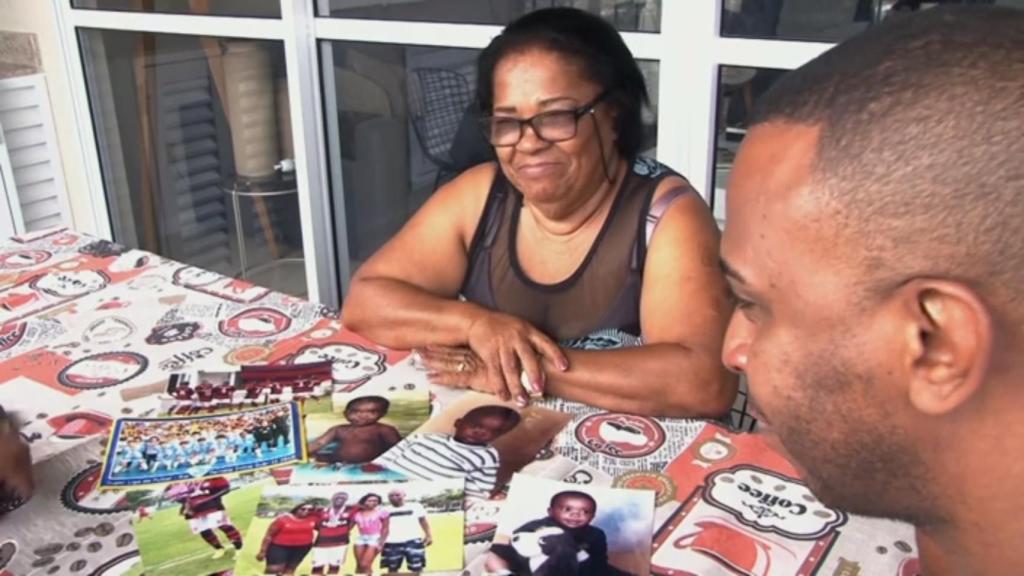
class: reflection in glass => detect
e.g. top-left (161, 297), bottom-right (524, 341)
top-left (712, 66), bottom-right (787, 225)
top-left (317, 0), bottom-right (662, 32)
top-left (322, 41), bottom-right (658, 292)
top-left (72, 0), bottom-right (280, 18)
top-left (721, 0), bottom-right (1020, 43)
top-left (78, 30), bottom-right (306, 296)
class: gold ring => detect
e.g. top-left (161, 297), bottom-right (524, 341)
top-left (456, 361), bottom-right (467, 373)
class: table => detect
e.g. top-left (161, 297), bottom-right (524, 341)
top-left (0, 228), bottom-right (919, 576)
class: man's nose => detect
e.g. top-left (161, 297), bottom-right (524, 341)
top-left (722, 313), bottom-right (750, 374)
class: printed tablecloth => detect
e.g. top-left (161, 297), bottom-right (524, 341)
top-left (0, 228), bottom-right (920, 576)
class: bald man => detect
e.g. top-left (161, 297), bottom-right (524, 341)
top-left (719, 6), bottom-right (1024, 575)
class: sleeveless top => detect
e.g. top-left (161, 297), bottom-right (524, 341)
top-left (461, 157), bottom-right (692, 342)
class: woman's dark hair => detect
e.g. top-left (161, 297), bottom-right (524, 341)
top-left (477, 7), bottom-right (649, 159)
top-left (358, 493), bottom-right (382, 506)
top-left (290, 500), bottom-right (318, 515)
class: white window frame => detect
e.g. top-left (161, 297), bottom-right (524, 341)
top-left (52, 0), bottom-right (837, 307)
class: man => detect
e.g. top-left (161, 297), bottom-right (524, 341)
top-left (0, 406), bottom-right (31, 514)
top-left (176, 476), bottom-right (243, 559)
top-left (719, 6), bottom-right (1024, 575)
top-left (312, 491), bottom-right (356, 575)
top-left (380, 489), bottom-right (432, 573)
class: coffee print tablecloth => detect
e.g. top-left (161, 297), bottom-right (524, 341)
top-left (0, 228), bottom-right (920, 576)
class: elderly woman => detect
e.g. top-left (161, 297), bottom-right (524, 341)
top-left (342, 8), bottom-right (735, 417)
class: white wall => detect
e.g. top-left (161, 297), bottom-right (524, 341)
top-left (0, 0), bottom-right (94, 234)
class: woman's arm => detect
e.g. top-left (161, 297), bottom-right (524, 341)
top-left (258, 518), bottom-right (281, 560)
top-left (342, 163), bottom-right (566, 400)
top-left (342, 163), bottom-right (494, 347)
top-left (379, 515), bottom-right (389, 544)
top-left (543, 185), bottom-right (738, 417)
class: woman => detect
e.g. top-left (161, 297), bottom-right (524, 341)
top-left (352, 493), bottom-right (389, 574)
top-left (257, 501), bottom-right (319, 575)
top-left (342, 8), bottom-right (735, 417)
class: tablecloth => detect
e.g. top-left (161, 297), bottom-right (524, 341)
top-left (0, 228), bottom-right (920, 576)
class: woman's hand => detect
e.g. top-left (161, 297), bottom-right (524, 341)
top-left (419, 312), bottom-right (568, 404)
top-left (466, 312), bottom-right (568, 402)
top-left (256, 551), bottom-right (266, 562)
top-left (417, 345), bottom-right (492, 394)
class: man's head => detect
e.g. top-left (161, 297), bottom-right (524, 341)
top-left (331, 491), bottom-right (349, 508)
top-left (721, 6), bottom-right (1024, 527)
top-left (453, 405), bottom-right (521, 446)
top-left (548, 490), bottom-right (596, 530)
top-left (344, 396), bottom-right (390, 426)
top-left (388, 489), bottom-right (405, 506)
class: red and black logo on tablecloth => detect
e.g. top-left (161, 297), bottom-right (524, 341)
top-left (0, 249), bottom-right (51, 269)
top-left (575, 413), bottom-right (666, 459)
top-left (218, 307), bottom-right (291, 339)
top-left (57, 351), bottom-right (148, 390)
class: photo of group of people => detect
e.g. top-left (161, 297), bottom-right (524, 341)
top-left (101, 403), bottom-right (304, 487)
top-left (132, 474), bottom-right (269, 576)
top-left (164, 362), bottom-right (334, 416)
top-left (236, 479), bottom-right (465, 575)
top-left (373, 392), bottom-right (573, 499)
top-left (292, 389), bottom-right (430, 484)
top-left (482, 475), bottom-right (655, 576)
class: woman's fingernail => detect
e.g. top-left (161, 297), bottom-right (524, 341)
top-left (516, 395), bottom-right (529, 407)
top-left (559, 359), bottom-right (569, 371)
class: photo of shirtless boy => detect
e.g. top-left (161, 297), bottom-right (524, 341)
top-left (307, 396), bottom-right (401, 465)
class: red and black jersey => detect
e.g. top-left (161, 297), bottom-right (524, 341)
top-left (172, 386), bottom-right (194, 401)
top-left (195, 383), bottom-right (215, 401)
top-left (213, 384), bottom-right (232, 400)
top-left (184, 477), bottom-right (230, 518)
top-left (269, 514), bottom-right (318, 547)
top-left (315, 507), bottom-right (355, 547)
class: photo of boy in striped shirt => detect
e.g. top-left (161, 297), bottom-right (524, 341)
top-left (375, 405), bottom-right (521, 498)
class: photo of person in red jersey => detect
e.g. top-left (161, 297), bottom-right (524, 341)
top-left (257, 500), bottom-right (320, 575)
top-left (311, 491), bottom-right (356, 575)
top-left (195, 380), bottom-right (215, 405)
top-left (172, 476), bottom-right (244, 560)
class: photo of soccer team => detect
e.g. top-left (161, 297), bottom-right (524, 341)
top-left (164, 362), bottom-right (334, 415)
top-left (236, 479), bottom-right (465, 575)
top-left (101, 403), bottom-right (305, 487)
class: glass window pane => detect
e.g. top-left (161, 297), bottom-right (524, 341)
top-left (72, 0), bottom-right (280, 18)
top-left (317, 0), bottom-right (662, 32)
top-left (78, 30), bottom-right (306, 296)
top-left (721, 0), bottom-right (1024, 43)
top-left (712, 65), bottom-right (787, 226)
top-left (322, 40), bottom-right (658, 292)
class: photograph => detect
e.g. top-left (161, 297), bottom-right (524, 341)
top-left (100, 403), bottom-right (305, 488)
top-left (374, 392), bottom-right (572, 499)
top-left (130, 474), bottom-right (269, 576)
top-left (291, 389), bottom-right (430, 485)
top-left (164, 362), bottom-right (334, 416)
top-left (483, 474), bottom-right (655, 576)
top-left (235, 478), bottom-right (466, 575)
top-left (165, 369), bottom-right (240, 415)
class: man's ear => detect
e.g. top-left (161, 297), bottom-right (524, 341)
top-left (899, 279), bottom-right (993, 415)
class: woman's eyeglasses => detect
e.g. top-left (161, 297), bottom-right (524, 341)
top-left (480, 91), bottom-right (610, 147)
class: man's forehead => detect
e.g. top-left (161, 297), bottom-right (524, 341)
top-left (723, 123), bottom-right (823, 270)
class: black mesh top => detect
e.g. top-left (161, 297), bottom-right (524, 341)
top-left (460, 157), bottom-right (688, 341)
